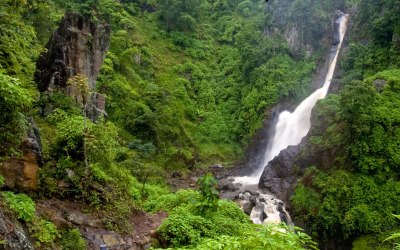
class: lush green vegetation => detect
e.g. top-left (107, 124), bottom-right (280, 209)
top-left (0, 190), bottom-right (60, 247)
top-left (1, 0), bottom-right (399, 249)
top-left (291, 0), bottom-right (400, 247)
top-left (144, 175), bottom-right (317, 249)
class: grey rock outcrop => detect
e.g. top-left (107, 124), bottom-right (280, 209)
top-left (35, 12), bottom-right (110, 92)
top-left (35, 12), bottom-right (110, 120)
top-left (0, 211), bottom-right (33, 250)
top-left (373, 79), bottom-right (387, 92)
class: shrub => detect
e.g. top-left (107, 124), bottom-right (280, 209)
top-left (61, 228), bottom-right (87, 250)
top-left (384, 215), bottom-right (400, 250)
top-left (31, 218), bottom-right (59, 246)
top-left (156, 206), bottom-right (216, 247)
top-left (196, 174), bottom-right (219, 213)
top-left (143, 189), bottom-right (200, 212)
top-left (0, 72), bottom-right (33, 155)
top-left (191, 224), bottom-right (318, 250)
top-left (2, 192), bottom-right (35, 222)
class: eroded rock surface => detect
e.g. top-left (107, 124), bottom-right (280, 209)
top-left (35, 12), bottom-right (110, 92)
top-left (0, 211), bottom-right (33, 250)
top-left (35, 12), bottom-right (110, 120)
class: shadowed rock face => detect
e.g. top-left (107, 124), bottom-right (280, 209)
top-left (244, 101), bottom-right (295, 175)
top-left (35, 12), bottom-right (110, 93)
top-left (0, 211), bottom-right (33, 250)
top-left (258, 143), bottom-right (304, 203)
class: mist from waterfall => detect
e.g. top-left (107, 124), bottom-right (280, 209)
top-left (236, 14), bottom-right (348, 185)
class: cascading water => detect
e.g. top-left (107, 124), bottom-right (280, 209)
top-left (235, 13), bottom-right (348, 186)
top-left (233, 13), bottom-right (348, 225)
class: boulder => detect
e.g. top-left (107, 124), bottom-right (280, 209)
top-left (241, 200), bottom-right (254, 215)
top-left (258, 143), bottom-right (304, 202)
top-left (219, 179), bottom-right (238, 192)
top-left (373, 79), bottom-right (386, 92)
top-left (210, 164), bottom-right (224, 170)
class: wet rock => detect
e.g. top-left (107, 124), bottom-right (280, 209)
top-left (219, 179), bottom-right (237, 192)
top-left (210, 164), bottom-right (224, 170)
top-left (238, 192), bottom-right (251, 201)
top-left (241, 200), bottom-right (254, 215)
top-left (332, 11), bottom-right (345, 46)
top-left (258, 143), bottom-right (304, 202)
top-left (244, 101), bottom-right (295, 175)
top-left (224, 182), bottom-right (237, 191)
top-left (249, 195), bottom-right (257, 205)
top-left (245, 189), bottom-right (260, 196)
top-left (279, 212), bottom-right (288, 224)
top-left (261, 211), bottom-right (268, 222)
top-left (220, 191), bottom-right (239, 200)
top-left (0, 211), bottom-right (34, 250)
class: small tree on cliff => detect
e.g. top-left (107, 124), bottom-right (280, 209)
top-left (67, 74), bottom-right (91, 175)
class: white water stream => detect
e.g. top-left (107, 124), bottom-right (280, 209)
top-left (235, 14), bottom-right (348, 186)
top-left (233, 14), bottom-right (348, 225)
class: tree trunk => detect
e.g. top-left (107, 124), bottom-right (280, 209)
top-left (83, 106), bottom-right (89, 176)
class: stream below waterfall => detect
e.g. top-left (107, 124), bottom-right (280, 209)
top-left (231, 12), bottom-right (349, 225)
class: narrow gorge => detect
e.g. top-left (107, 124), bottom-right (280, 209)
top-left (232, 12), bottom-right (349, 224)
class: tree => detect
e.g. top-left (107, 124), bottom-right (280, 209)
top-left (0, 72), bottom-right (33, 155)
top-left (67, 74), bottom-right (91, 175)
top-left (157, 0), bottom-right (206, 31)
top-left (196, 174), bottom-right (219, 213)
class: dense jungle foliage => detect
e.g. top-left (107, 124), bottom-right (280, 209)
top-left (0, 0), bottom-right (399, 249)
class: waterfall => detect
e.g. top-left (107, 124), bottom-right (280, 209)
top-left (235, 14), bottom-right (348, 185)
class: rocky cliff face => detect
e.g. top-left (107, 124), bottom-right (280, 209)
top-left (258, 97), bottom-right (344, 204)
top-left (35, 12), bottom-right (110, 120)
top-left (35, 12), bottom-right (110, 92)
top-left (265, 0), bottom-right (346, 55)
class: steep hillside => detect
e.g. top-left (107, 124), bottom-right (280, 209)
top-left (1, 0), bottom-right (399, 249)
